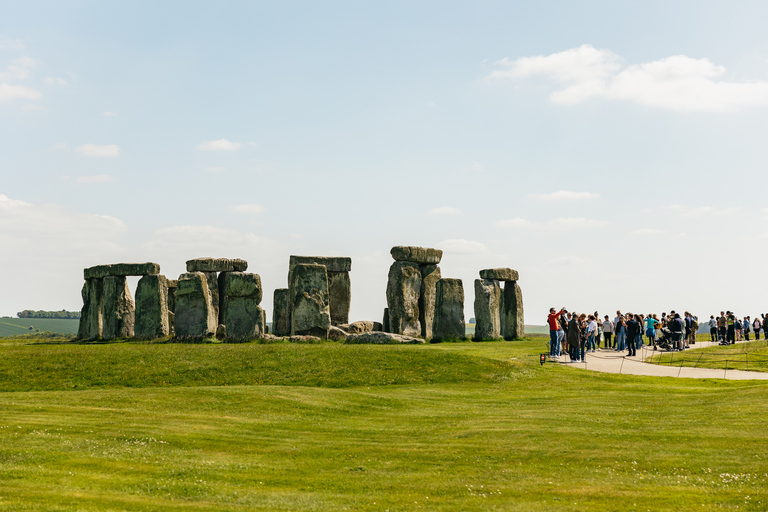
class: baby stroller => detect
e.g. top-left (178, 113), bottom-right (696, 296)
top-left (654, 327), bottom-right (675, 351)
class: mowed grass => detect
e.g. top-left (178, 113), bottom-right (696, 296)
top-left (0, 317), bottom-right (79, 337)
top-left (1, 338), bottom-right (767, 511)
top-left (648, 338), bottom-right (768, 372)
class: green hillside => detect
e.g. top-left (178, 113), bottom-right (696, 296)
top-left (0, 317), bottom-right (79, 337)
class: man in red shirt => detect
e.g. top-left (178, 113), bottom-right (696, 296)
top-left (548, 307), bottom-right (566, 357)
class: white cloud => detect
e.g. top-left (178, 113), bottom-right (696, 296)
top-left (197, 138), bottom-right (242, 151)
top-left (530, 190), bottom-right (599, 201)
top-left (429, 206), bottom-right (462, 215)
top-left (102, 111), bottom-right (118, 117)
top-left (487, 44), bottom-right (768, 112)
top-left (76, 144), bottom-right (119, 157)
top-left (495, 217), bottom-right (608, 231)
top-left (206, 166), bottom-right (225, 173)
top-left (0, 83), bottom-right (41, 103)
top-left (437, 239), bottom-right (487, 254)
top-left (0, 37), bottom-right (24, 50)
top-left (632, 228), bottom-right (666, 236)
top-left (77, 174), bottom-right (116, 184)
top-left (228, 204), bottom-right (264, 214)
top-left (44, 77), bottom-right (67, 86)
top-left (662, 204), bottom-right (739, 217)
top-left (0, 56), bottom-right (42, 104)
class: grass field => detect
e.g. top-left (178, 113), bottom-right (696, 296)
top-left (0, 317), bottom-right (79, 337)
top-left (648, 338), bottom-right (768, 373)
top-left (1, 336), bottom-right (767, 511)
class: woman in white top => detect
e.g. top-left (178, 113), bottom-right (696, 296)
top-left (587, 315), bottom-right (598, 352)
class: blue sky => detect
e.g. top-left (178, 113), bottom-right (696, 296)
top-left (3, 1), bottom-right (768, 323)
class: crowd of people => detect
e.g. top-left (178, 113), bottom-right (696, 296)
top-left (546, 307), bottom-right (768, 362)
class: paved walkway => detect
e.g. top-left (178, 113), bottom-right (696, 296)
top-left (552, 340), bottom-right (768, 380)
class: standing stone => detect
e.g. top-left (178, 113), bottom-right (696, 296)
top-left (328, 271), bottom-right (351, 325)
top-left (502, 281), bottom-right (525, 340)
top-left (289, 263), bottom-right (331, 337)
top-left (419, 264), bottom-right (441, 339)
top-left (261, 308), bottom-right (268, 335)
top-left (272, 288), bottom-right (290, 337)
top-left (166, 279), bottom-right (177, 337)
top-left (134, 274), bottom-right (169, 338)
top-left (220, 272), bottom-right (263, 338)
top-left (201, 271), bottom-right (220, 324)
top-left (473, 279), bottom-right (502, 341)
top-left (383, 308), bottom-right (390, 333)
top-left (101, 276), bottom-right (135, 340)
top-left (174, 272), bottom-right (217, 337)
top-left (86, 278), bottom-right (104, 340)
top-left (385, 261), bottom-right (422, 337)
top-left (77, 282), bottom-right (89, 339)
top-left (432, 278), bottom-right (465, 341)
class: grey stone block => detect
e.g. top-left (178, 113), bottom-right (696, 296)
top-left (473, 279), bottom-right (502, 341)
top-left (289, 263), bottom-right (331, 338)
top-left (479, 268), bottom-right (519, 281)
top-left (419, 264), bottom-right (441, 339)
top-left (84, 262), bottom-right (160, 279)
top-left (101, 276), bottom-right (135, 340)
top-left (185, 258), bottom-right (248, 272)
top-left (174, 272), bottom-right (217, 337)
top-left (134, 274), bottom-right (169, 338)
top-left (502, 281), bottom-right (524, 340)
top-left (432, 278), bottom-right (465, 341)
top-left (390, 246), bottom-right (442, 264)
top-left (272, 288), bottom-right (290, 337)
top-left (385, 261), bottom-right (422, 337)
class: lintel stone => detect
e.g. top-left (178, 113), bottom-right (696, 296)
top-left (84, 262), bottom-right (160, 279)
top-left (390, 246), bottom-right (442, 264)
top-left (186, 258), bottom-right (248, 272)
top-left (479, 268), bottom-right (519, 281)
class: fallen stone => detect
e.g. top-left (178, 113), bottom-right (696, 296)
top-left (186, 258), bottom-right (248, 273)
top-left (289, 335), bottom-right (322, 343)
top-left (348, 321), bottom-right (374, 334)
top-left (272, 289), bottom-right (290, 337)
top-left (473, 279), bottom-right (502, 341)
top-left (385, 261), bottom-right (422, 337)
top-left (86, 278), bottom-right (104, 340)
top-left (502, 281), bottom-right (525, 340)
top-left (134, 274), bottom-right (169, 338)
top-left (328, 271), bottom-right (351, 325)
top-left (432, 278), bottom-right (465, 341)
top-left (419, 264), bottom-right (441, 339)
top-left (390, 246), bottom-right (442, 264)
top-left (327, 325), bottom-right (349, 341)
top-left (216, 324), bottom-right (227, 340)
top-left (174, 272), bottom-right (217, 337)
top-left (261, 333), bottom-right (284, 341)
top-left (84, 262), bottom-right (160, 279)
top-left (479, 268), bottom-right (519, 282)
top-left (101, 276), bottom-right (135, 340)
top-left (344, 332), bottom-right (424, 344)
top-left (289, 263), bottom-right (331, 337)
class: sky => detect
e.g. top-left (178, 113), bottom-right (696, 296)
top-left (3, 0), bottom-right (768, 325)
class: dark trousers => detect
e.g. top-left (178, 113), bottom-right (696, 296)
top-left (710, 327), bottom-right (717, 342)
top-left (727, 327), bottom-right (735, 344)
top-left (604, 332), bottom-right (613, 348)
top-left (719, 327), bottom-right (726, 341)
top-left (627, 338), bottom-right (636, 356)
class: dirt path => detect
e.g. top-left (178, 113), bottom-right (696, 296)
top-left (551, 339), bottom-right (768, 380)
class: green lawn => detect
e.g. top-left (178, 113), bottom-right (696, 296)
top-left (0, 317), bottom-right (79, 337)
top-left (648, 338), bottom-right (768, 373)
top-left (1, 337), bottom-right (767, 511)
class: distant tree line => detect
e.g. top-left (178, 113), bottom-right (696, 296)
top-left (17, 310), bottom-right (81, 319)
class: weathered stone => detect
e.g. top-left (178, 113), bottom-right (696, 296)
top-left (479, 268), bottom-right (519, 282)
top-left (174, 272), bottom-right (217, 337)
top-left (344, 332), bottom-right (425, 344)
top-left (473, 279), bottom-right (502, 341)
top-left (289, 263), bottom-right (331, 337)
top-left (168, 311), bottom-right (175, 336)
top-left (327, 325), bottom-right (349, 341)
top-left (261, 308), bottom-right (268, 335)
top-left (186, 258), bottom-right (248, 273)
top-left (289, 255), bottom-right (351, 273)
top-left (328, 271), bottom-right (350, 325)
top-left (348, 321), bottom-right (374, 334)
top-left (84, 262), bottom-right (160, 279)
top-left (216, 324), bottom-right (227, 340)
top-left (86, 278), bottom-right (103, 340)
top-left (134, 274), bottom-right (169, 338)
top-left (219, 271), bottom-right (264, 338)
top-left (432, 278), bottom-right (465, 341)
top-left (419, 264), bottom-right (441, 339)
top-left (383, 308), bottom-right (390, 333)
top-left (166, 284), bottom-right (177, 314)
top-left (390, 246), bottom-right (442, 264)
top-left (289, 335), bottom-right (322, 343)
top-left (202, 271), bottom-right (220, 324)
top-left (261, 333), bottom-right (284, 342)
top-left (77, 281), bottom-right (89, 339)
top-left (385, 261), bottom-right (421, 337)
top-left (272, 289), bottom-right (290, 337)
top-left (101, 276), bottom-right (135, 340)
top-left (502, 281), bottom-right (525, 340)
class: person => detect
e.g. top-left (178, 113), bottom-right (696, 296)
top-left (547, 307), bottom-right (566, 358)
top-left (735, 314), bottom-right (742, 342)
top-left (753, 316), bottom-right (762, 341)
top-left (558, 312), bottom-right (568, 357)
top-left (743, 317), bottom-right (751, 342)
top-left (626, 313), bottom-right (639, 356)
top-left (726, 312), bottom-right (736, 344)
top-left (690, 315), bottom-right (699, 345)
top-left (718, 312), bottom-right (727, 342)
top-left (615, 311), bottom-right (626, 352)
top-left (602, 315), bottom-right (614, 349)
top-left (645, 314), bottom-right (657, 346)
top-left (594, 311), bottom-right (602, 348)
top-left (567, 313), bottom-right (582, 362)
top-left (578, 314), bottom-right (588, 360)
top-left (684, 312), bottom-right (692, 348)
top-left (669, 313), bottom-right (684, 351)
top-left (708, 315), bottom-right (717, 342)
top-left (586, 315), bottom-right (597, 352)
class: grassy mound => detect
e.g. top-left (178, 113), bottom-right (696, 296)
top-left (0, 341), bottom-right (522, 392)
